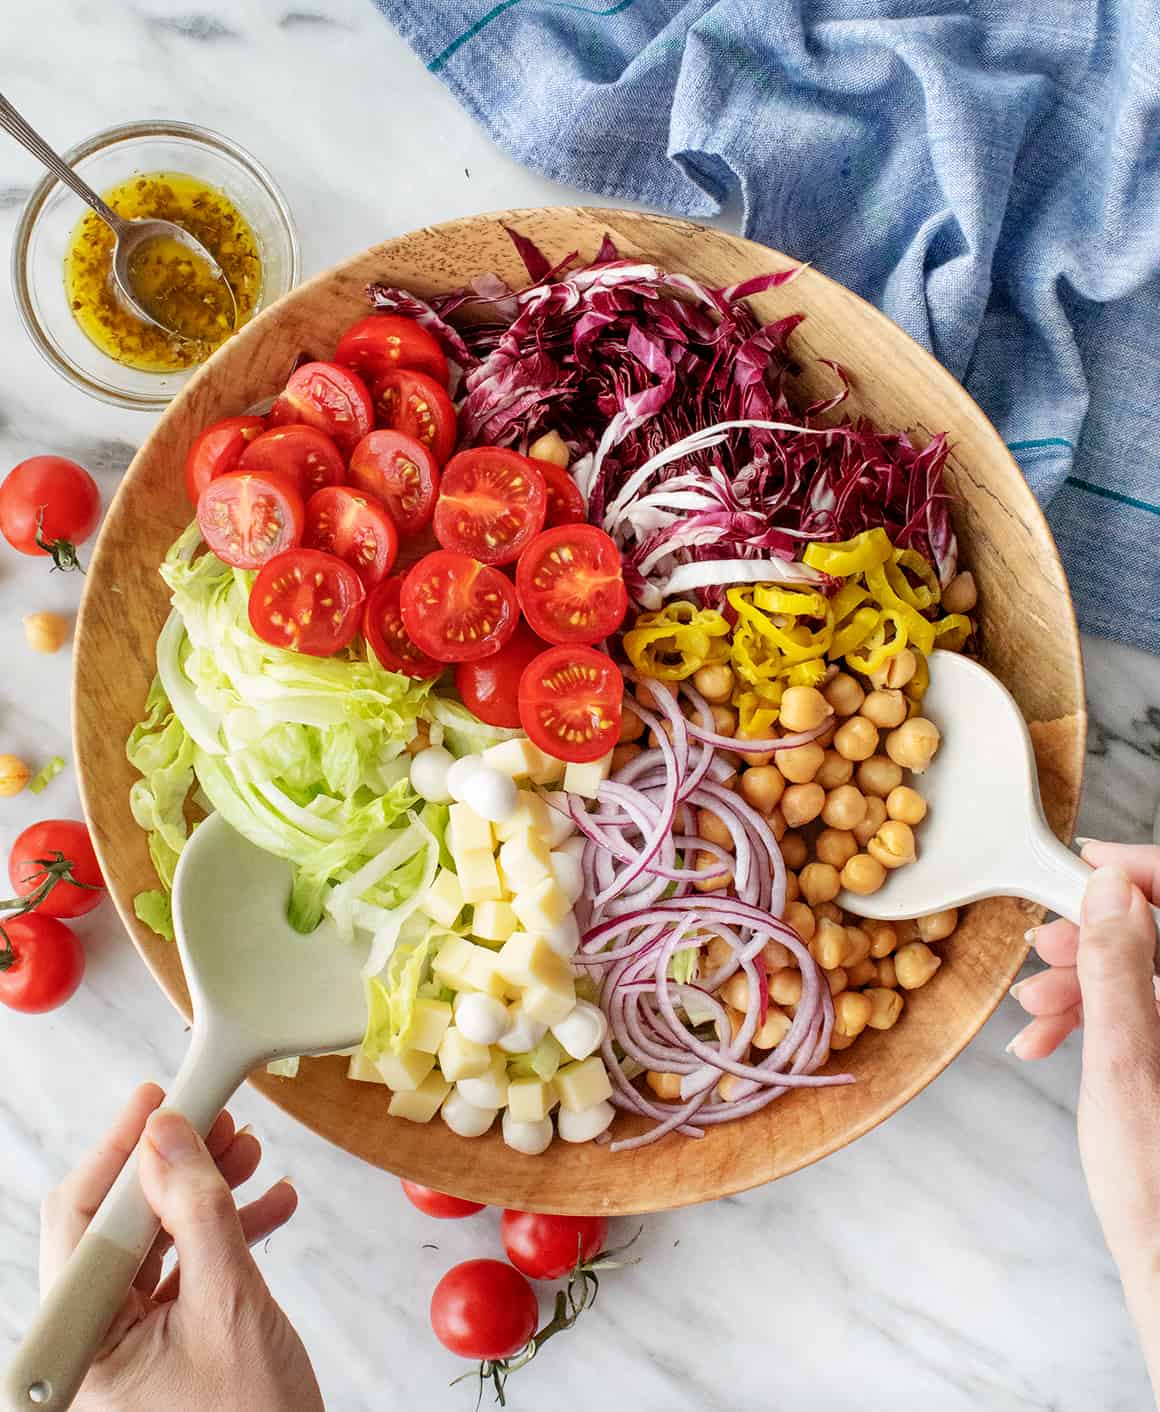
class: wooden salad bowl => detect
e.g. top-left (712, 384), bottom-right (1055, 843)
top-left (74, 208), bottom-right (1085, 1213)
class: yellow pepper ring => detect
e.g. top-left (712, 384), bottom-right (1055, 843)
top-left (891, 547), bottom-right (941, 610)
top-left (846, 609), bottom-right (909, 674)
top-left (802, 527), bottom-right (893, 577)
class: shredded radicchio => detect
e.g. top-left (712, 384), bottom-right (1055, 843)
top-left (367, 231), bottom-right (957, 605)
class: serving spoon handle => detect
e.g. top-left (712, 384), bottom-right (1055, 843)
top-left (0, 93), bottom-right (124, 231)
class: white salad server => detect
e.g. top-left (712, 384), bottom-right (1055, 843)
top-left (4, 812), bottom-right (367, 1412)
top-left (840, 650), bottom-right (1160, 957)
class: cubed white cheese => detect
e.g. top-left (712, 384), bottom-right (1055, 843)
top-left (432, 936), bottom-right (479, 992)
top-left (529, 751), bottom-right (567, 785)
top-left (464, 946), bottom-right (516, 999)
top-left (557, 1099), bottom-right (614, 1143)
top-left (543, 804), bottom-right (577, 848)
top-left (437, 1027), bottom-right (492, 1081)
top-left (511, 876), bottom-right (571, 933)
top-left (522, 978), bottom-right (577, 1026)
top-left (540, 911), bottom-right (581, 958)
top-left (422, 869), bottom-right (464, 928)
top-left (497, 1006), bottom-right (548, 1054)
top-left (471, 899), bottom-right (518, 943)
top-left (376, 1048), bottom-right (436, 1092)
top-left (496, 932), bottom-right (574, 991)
top-left (562, 751), bottom-right (614, 800)
top-left (507, 1076), bottom-right (557, 1124)
top-left (441, 1089), bottom-right (498, 1138)
top-left (448, 801), bottom-right (493, 856)
top-left (456, 1052), bottom-right (509, 1109)
top-left (549, 849), bottom-right (583, 905)
top-left (389, 1072), bottom-right (451, 1123)
top-left (498, 834), bottom-right (554, 891)
top-left (347, 1053), bottom-right (387, 1084)
top-left (502, 1110), bottom-right (554, 1155)
top-left (481, 737), bottom-right (553, 779)
top-left (456, 850), bottom-right (504, 904)
top-left (495, 790), bottom-right (551, 842)
top-left (409, 997), bottom-right (453, 1054)
top-left (453, 992), bottom-right (510, 1046)
top-left (555, 1056), bottom-right (614, 1112)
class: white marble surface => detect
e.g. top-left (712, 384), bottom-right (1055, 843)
top-left (2, 3), bottom-right (1159, 1409)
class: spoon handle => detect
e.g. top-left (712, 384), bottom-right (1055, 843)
top-left (0, 93), bottom-right (122, 229)
top-left (2, 1029), bottom-right (253, 1412)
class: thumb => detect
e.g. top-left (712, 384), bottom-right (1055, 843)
top-left (138, 1110), bottom-right (260, 1315)
top-left (1076, 867), bottom-right (1160, 1056)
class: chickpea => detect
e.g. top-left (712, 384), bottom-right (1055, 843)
top-left (693, 850), bottom-right (732, 893)
top-left (885, 717), bottom-right (941, 773)
top-left (693, 662), bottom-right (735, 703)
top-left (783, 871), bottom-right (800, 904)
top-left (781, 784), bottom-right (825, 828)
top-left (779, 685), bottom-right (833, 733)
top-left (869, 647), bottom-right (917, 690)
top-left (876, 956), bottom-right (897, 988)
top-left (769, 967), bottom-right (803, 1007)
top-left (762, 938), bottom-right (793, 970)
top-left (855, 755), bottom-right (904, 798)
top-left (833, 990), bottom-right (872, 1039)
top-left (720, 972), bottom-right (750, 1011)
top-left (896, 919), bottom-right (922, 944)
top-left (816, 827), bottom-right (858, 869)
top-left (942, 570), bottom-right (978, 615)
top-left (740, 764), bottom-right (785, 814)
top-left (726, 1006), bottom-right (746, 1043)
top-left (865, 987), bottom-right (905, 1030)
top-left (618, 704), bottom-right (645, 742)
top-left (886, 785), bottom-right (927, 825)
top-left (635, 677), bottom-right (676, 710)
top-left (645, 1069), bottom-right (683, 1101)
top-left (868, 819), bottom-right (917, 870)
top-left (868, 922), bottom-right (898, 959)
top-left (842, 925), bottom-right (872, 969)
top-left (847, 958), bottom-right (879, 988)
top-left (860, 688), bottom-right (908, 729)
top-left (894, 940), bottom-right (941, 989)
top-left (780, 830), bottom-right (809, 869)
top-left (23, 611), bottom-right (70, 654)
top-left (852, 796), bottom-right (888, 846)
top-left (704, 934), bottom-right (735, 973)
top-left (697, 807), bottom-right (735, 850)
top-left (752, 1006), bottom-right (792, 1050)
top-left (406, 719), bottom-right (431, 755)
top-left (811, 919), bottom-right (848, 971)
top-left (777, 742), bottom-right (825, 784)
top-left (611, 743), bottom-right (643, 773)
top-left (815, 750), bottom-right (855, 790)
top-left (0, 755), bottom-right (32, 797)
top-left (840, 853), bottom-right (887, 895)
top-left (783, 900), bottom-right (816, 942)
top-left (736, 738), bottom-right (775, 768)
top-left (821, 784), bottom-right (868, 831)
top-left (718, 1073), bottom-right (752, 1102)
top-left (830, 1030), bottom-right (858, 1052)
top-left (823, 672), bottom-right (865, 717)
top-left (917, 908), bottom-right (959, 942)
top-left (766, 806), bottom-right (787, 842)
top-left (834, 716), bottom-right (879, 762)
top-left (799, 861), bottom-right (841, 906)
top-left (648, 719), bottom-right (675, 748)
top-left (710, 703), bottom-right (738, 737)
top-left (826, 966), bottom-right (849, 996)
top-left (815, 722), bottom-right (838, 749)
top-left (528, 429), bottom-right (570, 466)
top-left (813, 900), bottom-right (843, 924)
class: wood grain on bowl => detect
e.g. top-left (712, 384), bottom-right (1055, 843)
top-left (73, 208), bottom-right (1085, 1214)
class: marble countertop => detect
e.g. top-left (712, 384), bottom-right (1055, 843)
top-left (2, 4), bottom-right (1159, 1409)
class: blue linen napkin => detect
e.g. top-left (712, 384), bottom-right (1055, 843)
top-left (376, 0), bottom-right (1160, 654)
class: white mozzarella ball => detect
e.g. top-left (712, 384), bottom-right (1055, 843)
top-left (550, 1000), bottom-right (608, 1062)
top-left (556, 1100), bottom-right (614, 1143)
top-left (462, 765), bottom-right (519, 823)
top-left (544, 805), bottom-right (577, 848)
top-left (502, 1110), bottom-right (554, 1156)
top-left (549, 850), bottom-right (584, 905)
top-left (457, 1068), bottom-right (509, 1110)
top-left (540, 911), bottom-right (580, 958)
top-left (453, 992), bottom-right (510, 1046)
top-left (497, 1006), bottom-right (548, 1054)
top-left (446, 754), bottom-right (484, 803)
top-left (440, 1090), bottom-right (498, 1138)
top-left (409, 746), bottom-right (454, 803)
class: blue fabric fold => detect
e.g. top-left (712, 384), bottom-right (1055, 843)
top-left (375, 0), bottom-right (1160, 652)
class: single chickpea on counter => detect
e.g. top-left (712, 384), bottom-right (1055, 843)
top-left (24, 611), bottom-right (70, 654)
top-left (0, 754), bottom-right (32, 796)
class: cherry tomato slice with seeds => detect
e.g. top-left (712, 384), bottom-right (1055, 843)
top-left (249, 548), bottom-right (365, 656)
top-left (516, 523), bottom-right (627, 645)
top-left (197, 471), bottom-right (304, 570)
top-left (371, 369), bottom-right (458, 465)
top-left (400, 1181), bottom-right (484, 1218)
top-left (183, 415), bottom-right (266, 505)
top-left (429, 1260), bottom-right (538, 1361)
top-left (302, 485), bottom-right (398, 589)
top-left (500, 1211), bottom-right (608, 1281)
top-left (348, 430), bottom-right (440, 536)
top-left (0, 456), bottom-right (100, 566)
top-left (238, 424), bottom-right (346, 499)
top-left (269, 361), bottom-right (374, 454)
top-left (518, 644), bottom-right (622, 763)
top-left (434, 447), bottom-right (547, 566)
top-left (335, 314), bottom-right (449, 386)
top-left (363, 577), bottom-right (443, 679)
top-left (456, 621), bottom-right (547, 728)
top-left (9, 819), bottom-right (105, 919)
top-left (400, 550), bottom-right (518, 664)
top-left (535, 458), bottom-right (587, 528)
top-left (0, 914), bottom-right (85, 1014)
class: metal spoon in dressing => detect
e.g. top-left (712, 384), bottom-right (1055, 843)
top-left (839, 650), bottom-right (1160, 958)
top-left (0, 91), bottom-right (237, 341)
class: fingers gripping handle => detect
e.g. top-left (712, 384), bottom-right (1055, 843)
top-left (2, 1033), bottom-right (250, 1412)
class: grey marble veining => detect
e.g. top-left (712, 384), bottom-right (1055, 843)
top-left (1, 4), bottom-right (1159, 1410)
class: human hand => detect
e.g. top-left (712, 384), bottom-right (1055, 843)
top-left (39, 1083), bottom-right (325, 1412)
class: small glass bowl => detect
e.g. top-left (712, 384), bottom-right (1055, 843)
top-left (12, 120), bottom-right (299, 410)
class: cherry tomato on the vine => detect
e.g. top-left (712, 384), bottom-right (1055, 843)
top-left (429, 1260), bottom-right (538, 1361)
top-left (500, 1211), bottom-right (608, 1281)
top-left (401, 1181), bottom-right (485, 1218)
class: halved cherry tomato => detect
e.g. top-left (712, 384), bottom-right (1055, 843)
top-left (348, 430), bottom-right (440, 536)
top-left (303, 486), bottom-right (398, 589)
top-left (400, 550), bottom-right (518, 663)
top-left (8, 820), bottom-right (105, 919)
top-left (335, 314), bottom-right (449, 386)
top-left (269, 361), bottom-right (374, 454)
top-left (183, 415), bottom-right (266, 505)
top-left (535, 459), bottom-right (586, 528)
top-left (371, 369), bottom-right (457, 464)
top-left (518, 645), bottom-right (622, 763)
top-left (501, 1211), bottom-right (608, 1280)
top-left (0, 914), bottom-right (85, 1014)
top-left (434, 448), bottom-right (546, 566)
top-left (429, 1260), bottom-right (538, 1361)
top-left (238, 425), bottom-right (346, 499)
top-left (400, 1181), bottom-right (484, 1218)
top-left (197, 472), bottom-right (304, 570)
top-left (516, 524), bottom-right (627, 645)
top-left (363, 576), bottom-right (443, 679)
top-left (249, 548), bottom-right (365, 656)
top-left (456, 622), bottom-right (546, 728)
